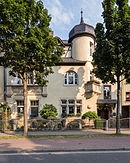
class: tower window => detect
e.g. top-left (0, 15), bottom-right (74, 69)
top-left (90, 42), bottom-right (93, 56)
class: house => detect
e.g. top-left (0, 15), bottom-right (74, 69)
top-left (0, 12), bottom-right (129, 120)
top-left (122, 80), bottom-right (130, 118)
top-left (0, 66), bottom-right (4, 103)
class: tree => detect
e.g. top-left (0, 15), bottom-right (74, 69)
top-left (0, 0), bottom-right (63, 136)
top-left (93, 0), bottom-right (130, 134)
top-left (40, 104), bottom-right (58, 120)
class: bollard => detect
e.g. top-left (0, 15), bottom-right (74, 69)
top-left (105, 120), bottom-right (108, 130)
top-left (79, 121), bottom-right (82, 129)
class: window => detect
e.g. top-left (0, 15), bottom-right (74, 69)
top-left (90, 71), bottom-right (94, 81)
top-left (14, 73), bottom-right (35, 85)
top-left (30, 100), bottom-right (39, 118)
top-left (17, 100), bottom-right (24, 113)
top-left (64, 71), bottom-right (78, 85)
top-left (13, 74), bottom-right (23, 85)
top-left (76, 100), bottom-right (82, 104)
top-left (104, 85), bottom-right (111, 99)
top-left (77, 106), bottom-right (81, 113)
top-left (69, 106), bottom-right (74, 114)
top-left (68, 100), bottom-right (75, 104)
top-left (61, 100), bottom-right (67, 105)
top-left (62, 106), bottom-right (67, 113)
top-left (90, 42), bottom-right (93, 56)
top-left (61, 99), bottom-right (82, 115)
top-left (126, 92), bottom-right (130, 101)
top-left (27, 73), bottom-right (34, 85)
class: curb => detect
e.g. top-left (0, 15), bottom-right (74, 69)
top-left (0, 147), bottom-right (130, 154)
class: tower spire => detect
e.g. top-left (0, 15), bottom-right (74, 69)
top-left (80, 8), bottom-right (84, 24)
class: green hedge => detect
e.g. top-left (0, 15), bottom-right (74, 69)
top-left (94, 119), bottom-right (103, 129)
top-left (82, 111), bottom-right (98, 119)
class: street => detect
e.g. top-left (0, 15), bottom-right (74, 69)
top-left (0, 151), bottom-right (130, 163)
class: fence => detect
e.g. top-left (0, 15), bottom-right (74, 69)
top-left (0, 118), bottom-right (130, 131)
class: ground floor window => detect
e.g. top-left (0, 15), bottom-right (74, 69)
top-left (69, 106), bottom-right (74, 114)
top-left (62, 106), bottom-right (67, 113)
top-left (30, 100), bottom-right (39, 118)
top-left (17, 100), bottom-right (24, 114)
top-left (61, 99), bottom-right (82, 116)
top-left (77, 106), bottom-right (81, 113)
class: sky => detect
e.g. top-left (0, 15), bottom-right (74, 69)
top-left (42, 0), bottom-right (129, 40)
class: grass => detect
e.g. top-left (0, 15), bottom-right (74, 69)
top-left (0, 133), bottom-right (130, 140)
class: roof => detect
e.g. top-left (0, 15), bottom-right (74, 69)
top-left (69, 23), bottom-right (95, 42)
top-left (56, 57), bottom-right (86, 66)
top-left (68, 10), bottom-right (95, 43)
top-left (62, 40), bottom-right (70, 46)
top-left (97, 99), bottom-right (117, 104)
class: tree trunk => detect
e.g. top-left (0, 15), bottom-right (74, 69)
top-left (116, 77), bottom-right (121, 134)
top-left (23, 72), bottom-right (28, 136)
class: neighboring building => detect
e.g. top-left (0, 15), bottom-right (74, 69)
top-left (122, 80), bottom-right (130, 118)
top-left (0, 12), bottom-right (129, 120)
top-left (0, 66), bottom-right (4, 103)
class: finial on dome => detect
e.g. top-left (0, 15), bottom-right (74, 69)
top-left (80, 8), bottom-right (84, 24)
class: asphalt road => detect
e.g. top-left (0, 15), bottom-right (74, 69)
top-left (0, 151), bottom-right (130, 163)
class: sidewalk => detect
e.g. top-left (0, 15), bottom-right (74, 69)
top-left (0, 129), bottom-right (130, 153)
top-left (0, 128), bottom-right (130, 136)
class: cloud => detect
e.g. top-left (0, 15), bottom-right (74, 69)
top-left (81, 0), bottom-right (103, 26)
top-left (44, 0), bottom-right (74, 28)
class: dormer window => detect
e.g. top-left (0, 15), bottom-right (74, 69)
top-left (64, 71), bottom-right (78, 85)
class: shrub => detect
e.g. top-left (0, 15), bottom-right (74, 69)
top-left (76, 113), bottom-right (81, 117)
top-left (82, 111), bottom-right (98, 119)
top-left (40, 104), bottom-right (57, 120)
top-left (61, 112), bottom-right (67, 118)
top-left (17, 113), bottom-right (23, 118)
top-left (68, 113), bottom-right (75, 117)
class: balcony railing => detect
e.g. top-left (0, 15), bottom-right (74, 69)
top-left (6, 85), bottom-right (47, 97)
top-left (85, 80), bottom-right (101, 95)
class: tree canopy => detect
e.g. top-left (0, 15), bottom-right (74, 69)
top-left (0, 0), bottom-right (63, 85)
top-left (0, 0), bottom-right (63, 136)
top-left (93, 0), bottom-right (130, 84)
top-left (93, 0), bottom-right (129, 134)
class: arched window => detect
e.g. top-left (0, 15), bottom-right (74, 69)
top-left (64, 71), bottom-right (78, 85)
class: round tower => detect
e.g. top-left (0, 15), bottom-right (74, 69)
top-left (68, 10), bottom-right (95, 61)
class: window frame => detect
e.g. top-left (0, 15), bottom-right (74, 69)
top-left (61, 99), bottom-right (82, 115)
top-left (17, 100), bottom-right (24, 114)
top-left (30, 100), bottom-right (39, 118)
top-left (104, 85), bottom-right (111, 99)
top-left (126, 92), bottom-right (130, 101)
top-left (64, 71), bottom-right (78, 85)
top-left (90, 42), bottom-right (93, 56)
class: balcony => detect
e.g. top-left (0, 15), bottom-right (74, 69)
top-left (6, 85), bottom-right (47, 97)
top-left (85, 80), bottom-right (101, 97)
